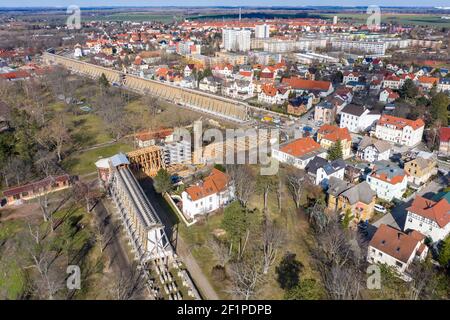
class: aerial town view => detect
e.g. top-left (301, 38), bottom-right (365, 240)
top-left (0, 0), bottom-right (449, 309)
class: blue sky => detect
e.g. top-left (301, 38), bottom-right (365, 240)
top-left (1, 1), bottom-right (450, 8)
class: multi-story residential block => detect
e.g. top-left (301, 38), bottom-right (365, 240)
top-left (356, 136), bottom-right (391, 162)
top-left (271, 137), bottom-right (326, 169)
top-left (367, 224), bottom-right (428, 280)
top-left (339, 104), bottom-right (381, 133)
top-left (374, 115), bottom-right (425, 147)
top-left (366, 160), bottom-right (408, 201)
top-left (163, 140), bottom-right (191, 165)
top-left (317, 124), bottom-right (352, 159)
top-left (331, 39), bottom-right (387, 55)
top-left (222, 28), bottom-right (251, 52)
top-left (181, 168), bottom-right (235, 219)
top-left (404, 157), bottom-right (437, 187)
top-left (405, 193), bottom-right (450, 242)
top-left (439, 127), bottom-right (450, 156)
top-left (255, 24), bottom-right (270, 38)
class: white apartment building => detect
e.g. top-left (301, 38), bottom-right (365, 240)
top-left (366, 161), bottom-right (408, 201)
top-left (339, 104), bottom-right (381, 133)
top-left (222, 28), bottom-right (251, 52)
top-left (163, 140), bottom-right (191, 165)
top-left (262, 38), bottom-right (326, 53)
top-left (368, 224), bottom-right (428, 280)
top-left (404, 194), bottom-right (450, 243)
top-left (374, 115), bottom-right (424, 147)
top-left (331, 39), bottom-right (387, 55)
top-left (255, 24), bottom-right (270, 38)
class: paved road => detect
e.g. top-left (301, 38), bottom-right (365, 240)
top-left (139, 178), bottom-right (220, 300)
top-left (372, 180), bottom-right (445, 231)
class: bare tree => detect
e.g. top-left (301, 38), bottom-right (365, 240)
top-left (206, 237), bottom-right (232, 267)
top-left (285, 167), bottom-right (310, 209)
top-left (97, 93), bottom-right (128, 141)
top-left (407, 260), bottom-right (441, 300)
top-left (261, 221), bottom-right (285, 274)
top-left (72, 181), bottom-right (100, 213)
top-left (226, 165), bottom-right (255, 208)
top-left (24, 228), bottom-right (64, 300)
top-left (47, 114), bottom-right (71, 162)
top-left (108, 266), bottom-right (146, 300)
top-left (310, 213), bottom-right (363, 300)
top-left (227, 257), bottom-right (264, 300)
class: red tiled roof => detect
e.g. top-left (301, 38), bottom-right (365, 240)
top-left (135, 128), bottom-right (174, 142)
top-left (279, 137), bottom-right (321, 158)
top-left (3, 175), bottom-right (70, 197)
top-left (371, 172), bottom-right (406, 185)
top-left (369, 224), bottom-right (424, 263)
top-left (0, 70), bottom-right (30, 80)
top-left (282, 77), bottom-right (331, 92)
top-left (185, 168), bottom-right (229, 201)
top-left (377, 114), bottom-right (424, 131)
top-left (407, 195), bottom-right (450, 228)
top-left (440, 127), bottom-right (450, 143)
top-left (317, 125), bottom-right (351, 143)
top-left (418, 76), bottom-right (439, 85)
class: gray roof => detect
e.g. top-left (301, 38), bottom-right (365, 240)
top-left (407, 157), bottom-right (434, 170)
top-left (372, 160), bottom-right (404, 179)
top-left (341, 181), bottom-right (376, 205)
top-left (323, 159), bottom-right (346, 175)
top-left (110, 153), bottom-right (130, 167)
top-left (327, 177), bottom-right (353, 197)
top-left (358, 136), bottom-right (391, 153)
top-left (297, 147), bottom-right (326, 161)
top-left (305, 156), bottom-right (328, 175)
top-left (341, 104), bottom-right (366, 116)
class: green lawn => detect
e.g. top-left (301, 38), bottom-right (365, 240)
top-left (62, 142), bottom-right (133, 176)
top-left (70, 113), bottom-right (112, 148)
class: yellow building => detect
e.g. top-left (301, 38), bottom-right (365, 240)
top-left (317, 125), bottom-right (352, 159)
top-left (404, 157), bottom-right (437, 187)
top-left (327, 177), bottom-right (377, 224)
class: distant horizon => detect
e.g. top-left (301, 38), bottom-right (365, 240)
top-left (1, 1), bottom-right (450, 9)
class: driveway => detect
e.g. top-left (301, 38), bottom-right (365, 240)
top-left (371, 179), bottom-right (446, 231)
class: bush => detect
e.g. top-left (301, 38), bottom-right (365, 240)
top-left (211, 265), bottom-right (227, 282)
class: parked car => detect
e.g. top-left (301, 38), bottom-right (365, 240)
top-left (374, 204), bottom-right (387, 214)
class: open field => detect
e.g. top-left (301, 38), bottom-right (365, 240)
top-left (320, 13), bottom-right (450, 27)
